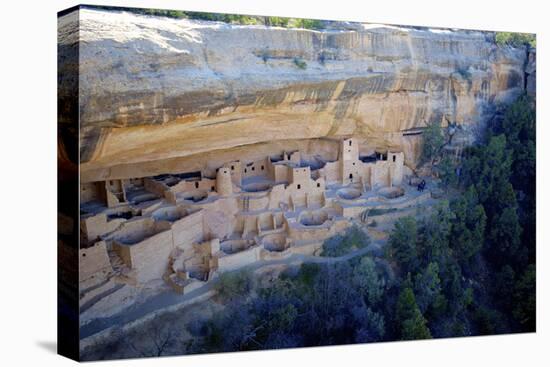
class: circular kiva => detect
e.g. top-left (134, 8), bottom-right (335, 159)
top-left (336, 187), bottom-right (362, 200)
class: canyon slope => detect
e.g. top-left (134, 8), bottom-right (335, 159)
top-left (58, 9), bottom-right (531, 182)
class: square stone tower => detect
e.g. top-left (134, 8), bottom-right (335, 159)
top-left (339, 138), bottom-right (361, 185)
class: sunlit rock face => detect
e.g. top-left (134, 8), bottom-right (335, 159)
top-left (59, 9), bottom-right (529, 182)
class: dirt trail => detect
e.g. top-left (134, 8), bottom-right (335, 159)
top-left (80, 241), bottom-right (382, 340)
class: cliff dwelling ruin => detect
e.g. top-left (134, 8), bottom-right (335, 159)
top-left (78, 138), bottom-right (427, 304)
top-left (56, 8), bottom-right (536, 357)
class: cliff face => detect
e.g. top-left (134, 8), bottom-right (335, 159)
top-left (60, 9), bottom-right (530, 182)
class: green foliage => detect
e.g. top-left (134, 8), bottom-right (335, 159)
top-left (418, 203), bottom-right (453, 265)
top-left (386, 216), bottom-right (418, 273)
top-left (396, 287), bottom-right (432, 340)
top-left (414, 263), bottom-right (443, 313)
top-left (462, 134), bottom-right (513, 206)
top-left (512, 264), bottom-right (536, 331)
top-left (264, 16), bottom-right (290, 27)
top-left (401, 312), bottom-right (432, 340)
top-left (497, 94), bottom-right (536, 258)
top-left (495, 32), bottom-right (536, 48)
top-left (293, 57), bottom-right (308, 70)
top-left (321, 225), bottom-right (370, 257)
top-left (214, 270), bottom-right (253, 302)
top-left (142, 9), bottom-right (187, 18)
top-left (488, 204), bottom-right (522, 266)
top-left (437, 155), bottom-right (459, 189)
top-left (185, 12), bottom-right (261, 25)
top-left (368, 208), bottom-right (398, 216)
top-left (352, 257), bottom-right (385, 305)
top-left (354, 308), bottom-right (386, 343)
top-left (492, 265), bottom-right (516, 310)
top-left (421, 120), bottom-right (445, 165)
top-left (94, 6), bottom-right (327, 30)
top-left (449, 186), bottom-right (486, 265)
top-left (289, 18), bottom-right (324, 30)
top-left (472, 306), bottom-right (506, 335)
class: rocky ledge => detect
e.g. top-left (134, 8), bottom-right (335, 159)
top-left (58, 9), bottom-right (533, 182)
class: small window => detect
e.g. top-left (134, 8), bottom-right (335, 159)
top-left (261, 165), bottom-right (264, 170)
top-left (393, 155), bottom-right (396, 162)
top-left (252, 167), bottom-right (255, 171)
top-left (349, 173), bottom-right (353, 179)
top-left (297, 184), bottom-right (301, 190)
top-left (352, 162), bottom-right (355, 166)
top-left (195, 182), bottom-right (199, 189)
top-left (223, 170), bottom-right (227, 174)
top-left (211, 186), bottom-right (215, 191)
top-left (348, 149), bottom-right (351, 153)
top-left (82, 253), bottom-right (86, 257)
top-left (231, 165), bottom-right (234, 170)
top-left (317, 183), bottom-right (321, 188)
top-left (349, 140), bottom-right (352, 146)
top-left (244, 168), bottom-right (247, 173)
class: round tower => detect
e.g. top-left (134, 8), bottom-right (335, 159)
top-left (216, 168), bottom-right (233, 196)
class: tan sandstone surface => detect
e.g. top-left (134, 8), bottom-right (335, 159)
top-left (58, 9), bottom-right (530, 182)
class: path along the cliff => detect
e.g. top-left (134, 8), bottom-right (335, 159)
top-left (80, 190), bottom-right (440, 343)
top-left (80, 240), bottom-right (383, 341)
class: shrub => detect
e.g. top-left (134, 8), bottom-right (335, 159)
top-left (421, 120), bottom-right (445, 166)
top-left (321, 225), bottom-right (370, 257)
top-left (495, 32), bottom-right (536, 48)
top-left (368, 208), bottom-right (398, 216)
top-left (290, 18), bottom-right (324, 30)
top-left (265, 16), bottom-right (290, 27)
top-left (214, 270), bottom-right (252, 302)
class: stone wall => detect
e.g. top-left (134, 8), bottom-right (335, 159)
top-left (217, 246), bottom-right (261, 272)
top-left (114, 230), bottom-right (174, 283)
top-left (79, 241), bottom-right (112, 283)
top-left (81, 214), bottom-right (126, 243)
top-left (171, 210), bottom-right (204, 249)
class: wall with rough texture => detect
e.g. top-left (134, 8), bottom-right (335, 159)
top-left (171, 210), bottom-right (205, 249)
top-left (114, 230), bottom-right (174, 283)
top-left (58, 9), bottom-right (531, 182)
top-left (79, 241), bottom-right (112, 283)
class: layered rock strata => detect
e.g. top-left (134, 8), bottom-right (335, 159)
top-left (57, 9), bottom-right (531, 182)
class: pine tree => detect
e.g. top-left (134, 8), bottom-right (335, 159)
top-left (387, 217), bottom-right (419, 274)
top-left (396, 287), bottom-right (432, 340)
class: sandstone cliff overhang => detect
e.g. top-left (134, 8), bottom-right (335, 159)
top-left (58, 9), bottom-right (529, 182)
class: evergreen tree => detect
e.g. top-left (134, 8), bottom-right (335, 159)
top-left (418, 203), bottom-right (453, 266)
top-left (414, 263), bottom-right (443, 314)
top-left (450, 186), bottom-right (486, 266)
top-left (462, 134), bottom-right (512, 207)
top-left (421, 120), bottom-right (445, 166)
top-left (352, 257), bottom-right (385, 306)
top-left (437, 155), bottom-right (458, 189)
top-left (396, 287), bottom-right (432, 340)
top-left (386, 217), bottom-right (419, 274)
top-left (512, 264), bottom-right (536, 331)
top-left (488, 205), bottom-right (522, 268)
